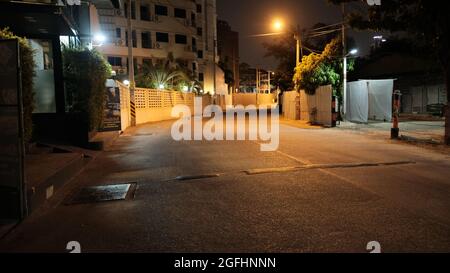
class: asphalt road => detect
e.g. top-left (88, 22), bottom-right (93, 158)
top-left (1, 118), bottom-right (449, 253)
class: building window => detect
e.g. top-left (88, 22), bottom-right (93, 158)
top-left (197, 27), bottom-right (202, 36)
top-left (174, 8), bottom-right (186, 18)
top-left (156, 32), bottom-right (169, 43)
top-left (141, 32), bottom-right (152, 48)
top-left (30, 39), bottom-right (56, 113)
top-left (107, 56), bottom-right (122, 66)
top-left (198, 73), bottom-right (204, 82)
top-left (124, 1), bottom-right (136, 19)
top-left (125, 30), bottom-right (137, 47)
top-left (197, 50), bottom-right (203, 59)
top-left (192, 37), bottom-right (197, 51)
top-left (196, 4), bottom-right (202, 13)
top-left (175, 34), bottom-right (187, 44)
top-left (192, 62), bottom-right (197, 72)
top-left (140, 5), bottom-right (150, 21)
top-left (155, 5), bottom-right (168, 16)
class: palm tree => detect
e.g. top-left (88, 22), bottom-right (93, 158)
top-left (135, 52), bottom-right (204, 93)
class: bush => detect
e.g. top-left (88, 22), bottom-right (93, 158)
top-left (0, 28), bottom-right (36, 143)
top-left (293, 37), bottom-right (354, 99)
top-left (63, 47), bottom-right (111, 131)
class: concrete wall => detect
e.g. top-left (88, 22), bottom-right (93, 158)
top-left (282, 91), bottom-right (300, 120)
top-left (402, 84), bottom-right (447, 114)
top-left (232, 93), bottom-right (277, 107)
top-left (134, 87), bottom-right (195, 125)
top-left (299, 85), bottom-right (332, 126)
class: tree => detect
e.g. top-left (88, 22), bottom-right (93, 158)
top-left (262, 28), bottom-right (297, 91)
top-left (329, 0), bottom-right (450, 145)
top-left (0, 28), bottom-right (36, 143)
top-left (293, 37), bottom-right (354, 101)
top-left (218, 60), bottom-right (235, 87)
top-left (135, 54), bottom-right (203, 94)
top-left (63, 48), bottom-right (111, 131)
top-left (263, 23), bottom-right (355, 92)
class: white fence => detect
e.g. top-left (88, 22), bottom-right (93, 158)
top-left (118, 82), bottom-right (227, 130)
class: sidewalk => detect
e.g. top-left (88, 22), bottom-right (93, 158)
top-left (279, 118), bottom-right (325, 129)
top-left (335, 120), bottom-right (450, 154)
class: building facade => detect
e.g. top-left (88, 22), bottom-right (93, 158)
top-left (97, 0), bottom-right (218, 94)
top-left (217, 20), bottom-right (239, 93)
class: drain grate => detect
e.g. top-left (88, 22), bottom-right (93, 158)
top-left (67, 183), bottom-right (136, 205)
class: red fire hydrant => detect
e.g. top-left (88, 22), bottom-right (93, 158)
top-left (391, 90), bottom-right (402, 139)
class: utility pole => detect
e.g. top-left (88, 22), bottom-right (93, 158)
top-left (342, 2), bottom-right (347, 119)
top-left (126, 0), bottom-right (136, 126)
top-left (294, 24), bottom-right (303, 67)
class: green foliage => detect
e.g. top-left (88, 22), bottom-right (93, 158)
top-left (329, 0), bottom-right (450, 99)
top-left (135, 56), bottom-right (203, 94)
top-left (0, 28), bottom-right (36, 143)
top-left (293, 37), bottom-right (354, 98)
top-left (218, 60), bottom-right (235, 86)
top-left (262, 30), bottom-right (297, 91)
top-left (63, 47), bottom-right (111, 131)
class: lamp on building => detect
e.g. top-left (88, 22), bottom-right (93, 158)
top-left (92, 33), bottom-right (106, 47)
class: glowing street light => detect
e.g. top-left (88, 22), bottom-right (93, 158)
top-left (272, 19), bottom-right (284, 32)
top-left (92, 33), bottom-right (106, 47)
top-left (349, 48), bottom-right (358, 55)
top-left (123, 80), bottom-right (130, 86)
top-left (343, 48), bottom-right (358, 117)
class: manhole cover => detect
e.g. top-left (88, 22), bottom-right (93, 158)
top-left (67, 183), bottom-right (136, 205)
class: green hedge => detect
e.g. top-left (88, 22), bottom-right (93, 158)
top-left (0, 28), bottom-right (36, 143)
top-left (63, 48), bottom-right (111, 131)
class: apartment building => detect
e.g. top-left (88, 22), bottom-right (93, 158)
top-left (97, 0), bottom-right (218, 93)
top-left (217, 20), bottom-right (239, 93)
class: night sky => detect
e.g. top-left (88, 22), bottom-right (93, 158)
top-left (217, 0), bottom-right (376, 70)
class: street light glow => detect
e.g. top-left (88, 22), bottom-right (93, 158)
top-left (123, 80), bottom-right (130, 86)
top-left (349, 49), bottom-right (358, 55)
top-left (93, 33), bottom-right (106, 43)
top-left (272, 19), bottom-right (283, 32)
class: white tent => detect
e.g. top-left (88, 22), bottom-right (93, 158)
top-left (346, 79), bottom-right (394, 123)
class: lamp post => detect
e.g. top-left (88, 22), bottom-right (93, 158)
top-left (294, 25), bottom-right (303, 66)
top-left (252, 19), bottom-right (302, 68)
top-left (343, 48), bottom-right (358, 118)
top-left (126, 0), bottom-right (136, 126)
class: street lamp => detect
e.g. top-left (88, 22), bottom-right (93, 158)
top-left (92, 33), bottom-right (106, 47)
top-left (126, 0), bottom-right (136, 126)
top-left (348, 49), bottom-right (358, 56)
top-left (343, 48), bottom-right (358, 118)
top-left (251, 19), bottom-right (303, 67)
top-left (272, 19), bottom-right (283, 32)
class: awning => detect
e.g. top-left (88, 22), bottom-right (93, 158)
top-left (0, 2), bottom-right (78, 37)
